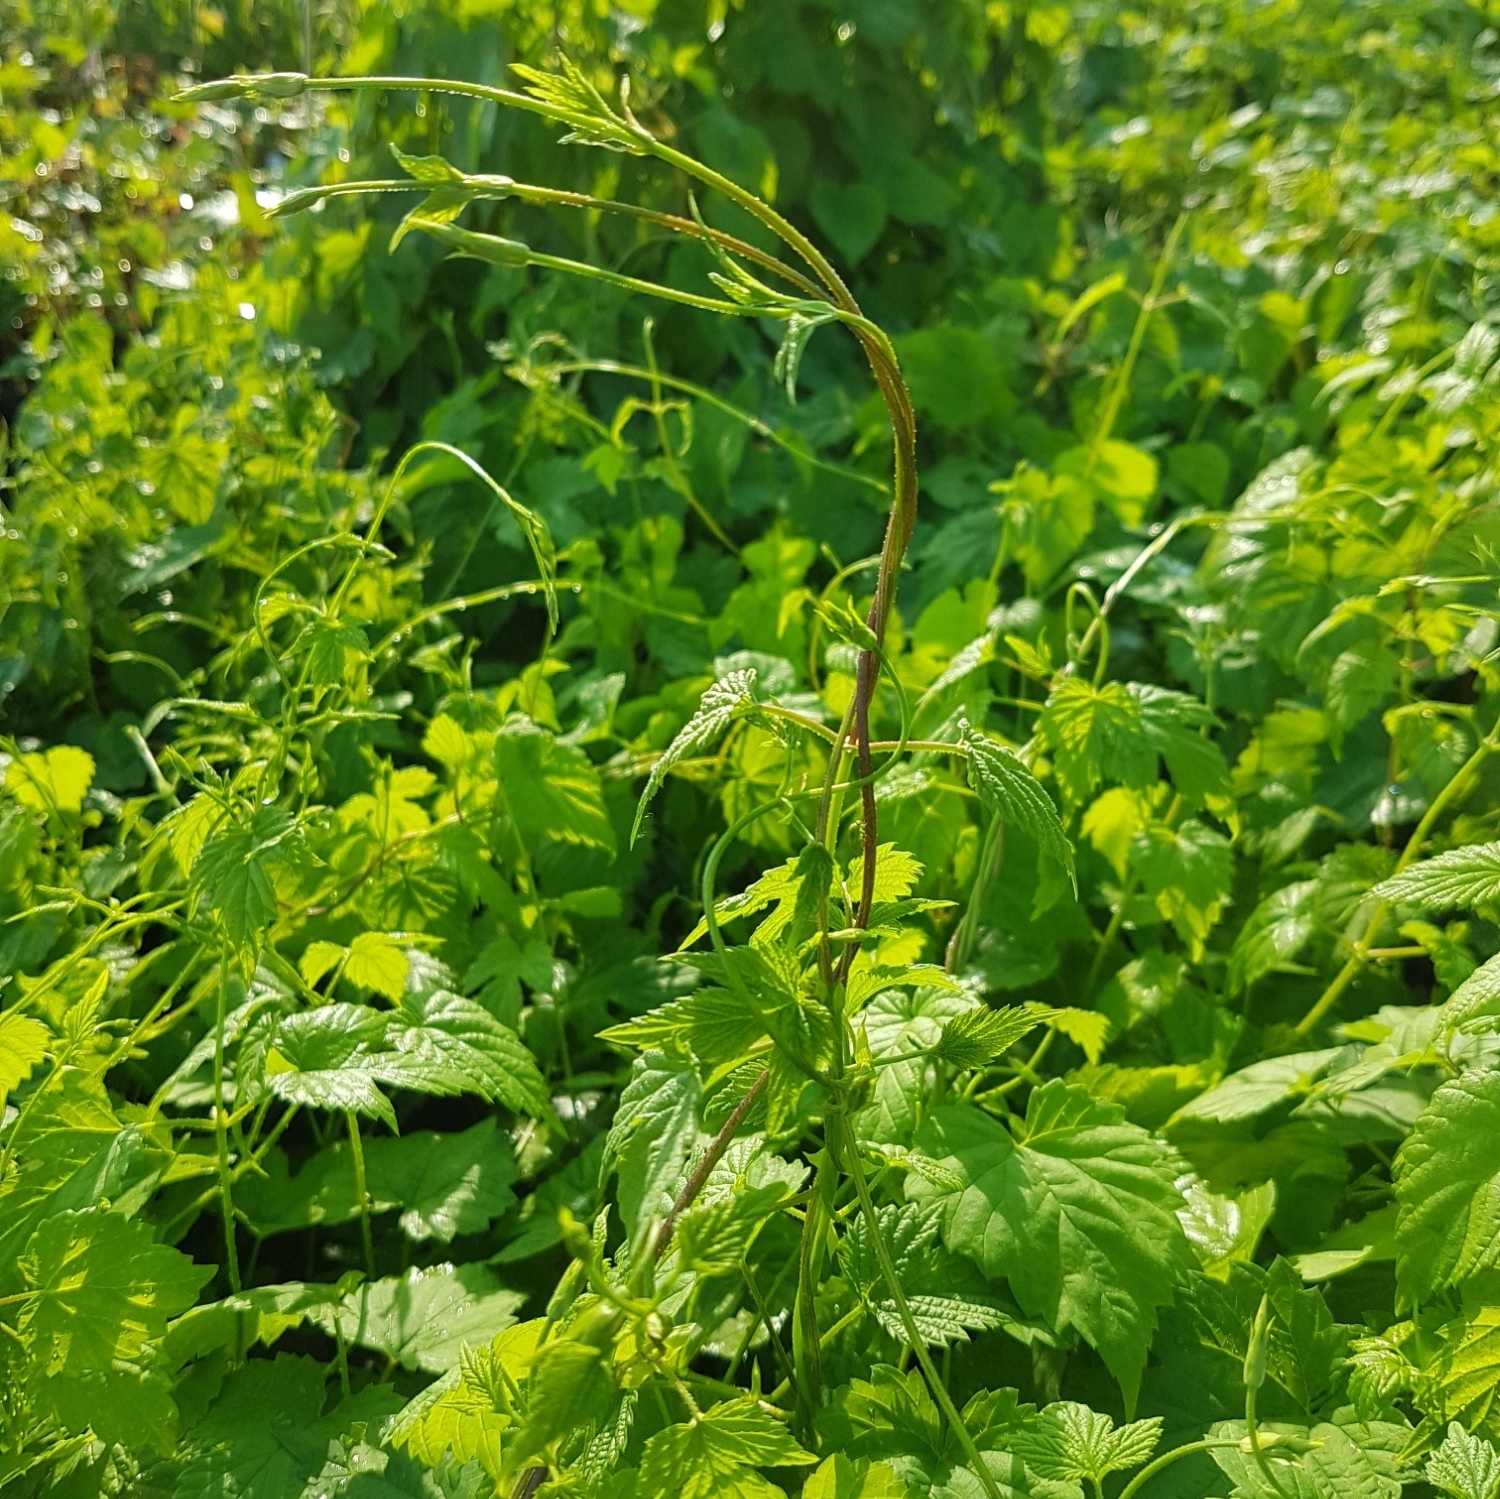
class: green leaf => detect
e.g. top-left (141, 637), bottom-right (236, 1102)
top-left (838, 1202), bottom-right (1010, 1348)
top-left (1039, 679), bottom-right (1153, 805)
top-left (1206, 1415), bottom-right (1410, 1499)
top-left (675, 1180), bottom-right (795, 1276)
top-left (1374, 842), bottom-right (1500, 914)
top-left (1133, 684), bottom-right (1233, 817)
top-left (807, 177), bottom-right (888, 266)
top-left (638, 1396), bottom-right (816, 1499)
top-left (933, 1005), bottom-right (1039, 1070)
top-left (1426, 1420), bottom-right (1500, 1499)
top-left (5, 744), bottom-right (95, 813)
top-left (1442, 953), bottom-right (1500, 1029)
top-left (192, 805), bottom-right (304, 949)
top-left (1168, 1048), bottom-right (1342, 1127)
top-left (344, 932), bottom-right (411, 1000)
top-left (1055, 441), bottom-right (1159, 526)
top-left (20, 1208), bottom-right (211, 1448)
top-left (371, 1119), bottom-right (519, 1243)
top-left (1132, 816), bottom-right (1234, 957)
top-left (1011, 1402), bottom-right (1162, 1484)
top-left (859, 986), bottom-right (973, 1142)
top-left (803, 1455), bottom-right (909, 1498)
top-left (599, 986), bottom-right (766, 1067)
top-left (298, 617), bottom-right (369, 685)
top-left (1395, 1069), bottom-right (1500, 1304)
top-left (959, 720), bottom-right (1075, 910)
top-left (1030, 1003), bottom-right (1112, 1065)
top-left (496, 717), bottom-right (616, 854)
top-left (264, 1003), bottom-right (396, 1129)
top-left (381, 986), bottom-right (551, 1116)
top-left (1428, 1307), bottom-right (1500, 1440)
top-left (633, 669), bottom-right (757, 844)
top-left (308, 1263), bottom-right (524, 1374)
top-left (175, 1354), bottom-right (402, 1499)
top-left (909, 1084), bottom-right (1194, 1406)
top-left (238, 1118), bottom-right (518, 1243)
top-left (1229, 880), bottom-right (1318, 993)
top-left (605, 1051), bottom-right (703, 1243)
top-left (0, 1008), bottom-right (50, 1111)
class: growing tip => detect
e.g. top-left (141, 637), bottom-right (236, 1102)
top-left (175, 72), bottom-right (309, 103)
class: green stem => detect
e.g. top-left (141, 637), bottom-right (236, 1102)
top-left (1295, 718), bottom-right (1500, 1035)
top-left (1115, 1440), bottom-right (1240, 1499)
top-left (835, 1115), bottom-right (1003, 1499)
top-left (346, 1110), bottom-right (375, 1277)
top-left (950, 818), bottom-right (1005, 974)
top-left (214, 946), bottom-right (241, 1292)
top-left (1088, 214), bottom-right (1187, 469)
top-left (1089, 866), bottom-right (1143, 992)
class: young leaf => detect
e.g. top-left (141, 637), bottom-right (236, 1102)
top-left (4, 744), bottom-right (95, 813)
top-left (804, 1455), bottom-right (909, 1498)
top-left (0, 1008), bottom-right (50, 1111)
top-left (513, 1338), bottom-right (616, 1461)
top-left (933, 1005), bottom-right (1038, 1070)
top-left (637, 1396), bottom-right (817, 1499)
top-left (909, 1083), bottom-right (1194, 1407)
top-left (1011, 1402), bottom-right (1162, 1484)
top-left (633, 668), bottom-right (757, 844)
top-left (342, 932), bottom-right (410, 1000)
top-left (959, 720), bottom-right (1076, 908)
top-left (1426, 1420), bottom-right (1500, 1499)
top-left (192, 805), bottom-right (304, 950)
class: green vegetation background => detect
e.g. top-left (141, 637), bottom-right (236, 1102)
top-left (5, 0), bottom-right (1500, 1495)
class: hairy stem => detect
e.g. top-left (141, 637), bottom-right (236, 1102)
top-left (649, 1070), bottom-right (769, 1264)
top-left (1115, 1440), bottom-right (1240, 1499)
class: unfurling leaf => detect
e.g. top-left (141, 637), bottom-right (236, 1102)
top-left (633, 668), bottom-right (758, 844)
top-left (959, 720), bottom-right (1075, 910)
top-left (933, 1005), bottom-right (1038, 1069)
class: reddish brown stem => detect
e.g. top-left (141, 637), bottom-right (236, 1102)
top-left (651, 1069), bottom-right (770, 1263)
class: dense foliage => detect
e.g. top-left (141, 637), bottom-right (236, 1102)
top-left (6, 1), bottom-right (1500, 1496)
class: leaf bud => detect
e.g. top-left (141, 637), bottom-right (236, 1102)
top-left (176, 72), bottom-right (309, 103)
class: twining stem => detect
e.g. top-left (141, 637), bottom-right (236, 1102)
top-left (835, 1113), bottom-right (1004, 1499)
top-left (236, 67), bottom-right (921, 947)
top-left (1115, 1440), bottom-right (1240, 1499)
top-left (649, 1071), bottom-right (769, 1264)
top-left (346, 1110), bottom-right (375, 1277)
